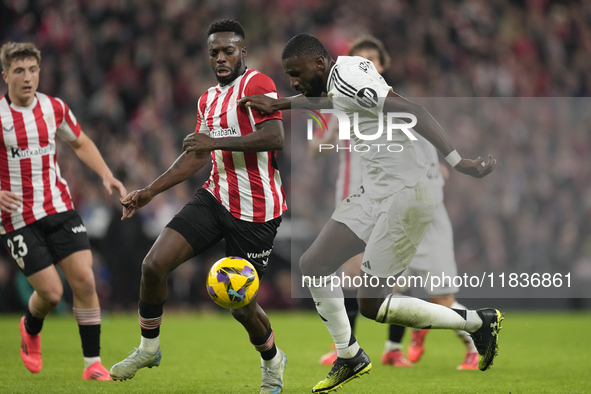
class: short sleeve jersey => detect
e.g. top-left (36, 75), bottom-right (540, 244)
top-left (195, 68), bottom-right (287, 223)
top-left (0, 93), bottom-right (80, 234)
top-left (327, 56), bottom-right (428, 199)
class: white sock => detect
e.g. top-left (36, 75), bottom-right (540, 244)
top-left (307, 279), bottom-right (360, 359)
top-left (261, 349), bottom-right (283, 367)
top-left (464, 311), bottom-right (483, 333)
top-left (384, 340), bottom-right (403, 352)
top-left (376, 295), bottom-right (482, 331)
top-left (452, 301), bottom-right (478, 352)
top-left (139, 336), bottom-right (160, 354)
top-left (84, 356), bottom-right (101, 369)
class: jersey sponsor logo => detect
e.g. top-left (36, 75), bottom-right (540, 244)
top-left (9, 145), bottom-right (55, 159)
top-left (247, 248), bottom-right (272, 259)
top-left (355, 87), bottom-right (378, 108)
top-left (210, 127), bottom-right (240, 138)
top-left (71, 224), bottom-right (87, 233)
top-left (2, 125), bottom-right (14, 132)
top-left (247, 248), bottom-right (273, 265)
top-left (359, 60), bottom-right (373, 73)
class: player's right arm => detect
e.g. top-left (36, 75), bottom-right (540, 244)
top-left (0, 190), bottom-right (22, 213)
top-left (121, 151), bottom-right (209, 220)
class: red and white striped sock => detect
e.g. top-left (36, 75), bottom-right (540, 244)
top-left (251, 328), bottom-right (279, 366)
top-left (139, 315), bottom-right (162, 354)
top-left (139, 314), bottom-right (163, 332)
top-left (73, 307), bottom-right (101, 325)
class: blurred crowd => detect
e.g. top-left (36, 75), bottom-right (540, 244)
top-left (0, 0), bottom-right (590, 311)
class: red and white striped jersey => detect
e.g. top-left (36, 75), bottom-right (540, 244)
top-left (196, 68), bottom-right (287, 223)
top-left (0, 93), bottom-right (81, 234)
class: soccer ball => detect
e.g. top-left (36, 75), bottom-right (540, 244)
top-left (206, 256), bottom-right (259, 309)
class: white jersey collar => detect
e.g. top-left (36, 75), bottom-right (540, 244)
top-left (7, 94), bottom-right (38, 112)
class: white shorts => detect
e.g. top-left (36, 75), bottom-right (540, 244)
top-left (404, 200), bottom-right (459, 295)
top-left (332, 177), bottom-right (435, 278)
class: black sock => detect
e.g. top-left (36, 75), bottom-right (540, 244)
top-left (388, 324), bottom-right (406, 343)
top-left (139, 300), bottom-right (164, 339)
top-left (343, 289), bottom-right (359, 334)
top-left (79, 324), bottom-right (101, 357)
top-left (24, 309), bottom-right (44, 336)
top-left (250, 328), bottom-right (278, 361)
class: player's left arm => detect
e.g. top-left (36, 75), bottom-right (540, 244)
top-left (383, 90), bottom-right (496, 178)
top-left (68, 131), bottom-right (127, 198)
top-left (182, 119), bottom-right (284, 153)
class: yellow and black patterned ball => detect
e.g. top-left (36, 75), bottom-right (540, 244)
top-left (206, 256), bottom-right (259, 309)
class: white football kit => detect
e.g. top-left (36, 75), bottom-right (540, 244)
top-left (328, 55), bottom-right (439, 278)
top-left (334, 128), bottom-right (458, 294)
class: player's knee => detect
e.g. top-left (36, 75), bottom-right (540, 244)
top-left (141, 253), bottom-right (167, 281)
top-left (299, 252), bottom-right (312, 276)
top-left (69, 270), bottom-right (96, 299)
top-left (299, 250), bottom-right (327, 277)
top-left (357, 298), bottom-right (380, 320)
top-left (38, 286), bottom-right (63, 308)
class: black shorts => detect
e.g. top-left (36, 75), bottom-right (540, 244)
top-left (166, 189), bottom-right (282, 278)
top-left (0, 210), bottom-right (91, 277)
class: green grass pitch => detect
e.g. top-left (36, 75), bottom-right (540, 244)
top-left (0, 310), bottom-right (589, 393)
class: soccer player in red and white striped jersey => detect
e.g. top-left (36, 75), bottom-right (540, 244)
top-left (110, 20), bottom-right (287, 392)
top-left (0, 42), bottom-right (126, 380)
top-left (196, 66), bottom-right (287, 223)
